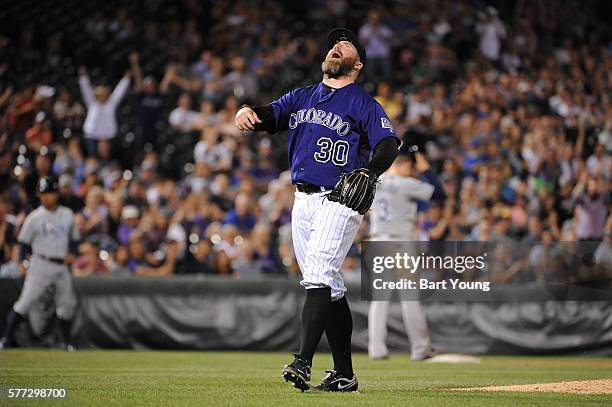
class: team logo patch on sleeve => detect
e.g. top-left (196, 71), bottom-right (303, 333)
top-left (381, 117), bottom-right (394, 132)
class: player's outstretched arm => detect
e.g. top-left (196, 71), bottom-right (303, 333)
top-left (235, 106), bottom-right (262, 131)
top-left (235, 104), bottom-right (278, 133)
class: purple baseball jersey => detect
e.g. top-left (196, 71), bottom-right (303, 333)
top-left (271, 82), bottom-right (398, 187)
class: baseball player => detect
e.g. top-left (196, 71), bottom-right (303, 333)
top-left (0, 176), bottom-right (80, 351)
top-left (368, 146), bottom-right (444, 360)
top-left (235, 28), bottom-right (399, 392)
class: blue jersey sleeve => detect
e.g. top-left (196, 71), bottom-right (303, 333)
top-left (271, 89), bottom-right (298, 131)
top-left (362, 101), bottom-right (399, 149)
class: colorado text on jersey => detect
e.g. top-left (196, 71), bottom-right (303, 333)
top-left (289, 108), bottom-right (351, 136)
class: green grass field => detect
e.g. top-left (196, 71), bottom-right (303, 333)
top-left (1, 350), bottom-right (611, 406)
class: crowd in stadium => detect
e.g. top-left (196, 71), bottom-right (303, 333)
top-left (0, 0), bottom-right (610, 279)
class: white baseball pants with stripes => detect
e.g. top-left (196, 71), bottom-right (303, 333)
top-left (291, 190), bottom-right (363, 301)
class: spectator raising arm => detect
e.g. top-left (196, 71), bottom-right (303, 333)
top-left (109, 73), bottom-right (131, 107)
top-left (172, 74), bottom-right (201, 93)
top-left (129, 52), bottom-right (144, 90)
top-left (78, 67), bottom-right (96, 108)
top-left (159, 64), bottom-right (175, 94)
top-left (159, 63), bottom-right (200, 93)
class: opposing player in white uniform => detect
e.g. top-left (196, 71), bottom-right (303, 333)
top-left (368, 146), bottom-right (444, 360)
top-left (0, 176), bottom-right (80, 350)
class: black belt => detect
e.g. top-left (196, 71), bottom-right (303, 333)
top-left (36, 254), bottom-right (65, 265)
top-left (295, 183), bottom-right (332, 194)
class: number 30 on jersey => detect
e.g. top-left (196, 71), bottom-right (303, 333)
top-left (314, 137), bottom-right (349, 166)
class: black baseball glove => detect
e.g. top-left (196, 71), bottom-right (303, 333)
top-left (326, 168), bottom-right (378, 215)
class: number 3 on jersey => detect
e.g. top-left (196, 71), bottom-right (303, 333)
top-left (314, 137), bottom-right (349, 166)
top-left (376, 197), bottom-right (390, 222)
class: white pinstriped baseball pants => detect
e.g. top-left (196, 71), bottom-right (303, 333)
top-left (291, 190), bottom-right (363, 301)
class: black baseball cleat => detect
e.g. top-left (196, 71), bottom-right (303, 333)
top-left (313, 370), bottom-right (358, 392)
top-left (282, 354), bottom-right (311, 392)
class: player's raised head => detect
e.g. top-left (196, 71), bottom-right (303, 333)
top-left (323, 28), bottom-right (366, 79)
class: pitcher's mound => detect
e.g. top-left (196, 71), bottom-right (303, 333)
top-left (456, 379), bottom-right (612, 394)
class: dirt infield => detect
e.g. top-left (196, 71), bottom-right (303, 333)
top-left (456, 379), bottom-right (612, 394)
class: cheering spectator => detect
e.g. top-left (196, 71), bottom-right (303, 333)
top-left (79, 66), bottom-right (130, 156)
top-left (476, 7), bottom-right (506, 61)
top-left (129, 52), bottom-right (166, 155)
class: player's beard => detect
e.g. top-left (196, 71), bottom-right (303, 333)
top-left (321, 56), bottom-right (356, 78)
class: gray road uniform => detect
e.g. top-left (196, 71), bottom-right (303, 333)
top-left (368, 173), bottom-right (434, 360)
top-left (14, 205), bottom-right (79, 320)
